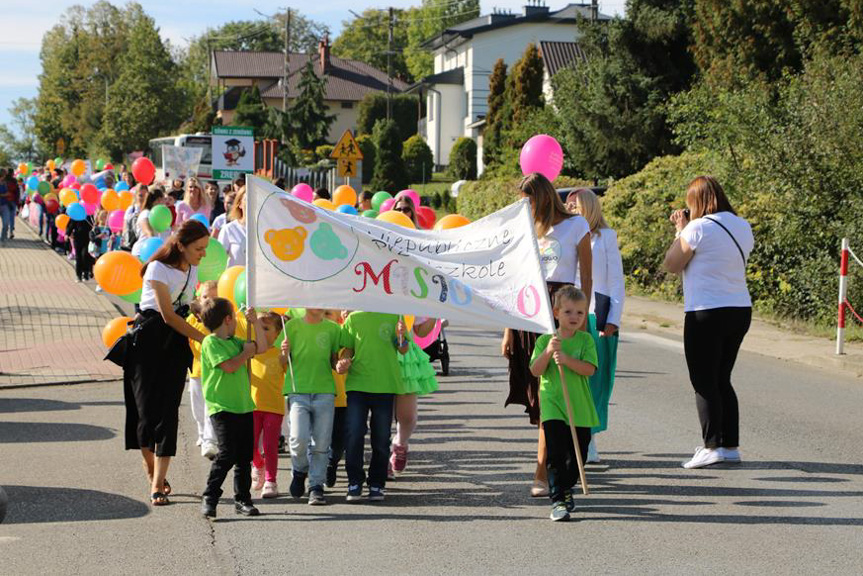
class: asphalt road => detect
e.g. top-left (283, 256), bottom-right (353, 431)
top-left (1, 325), bottom-right (862, 575)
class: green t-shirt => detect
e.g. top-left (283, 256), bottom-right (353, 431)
top-left (339, 312), bottom-right (403, 394)
top-left (530, 331), bottom-right (599, 427)
top-left (284, 317), bottom-right (341, 395)
top-left (201, 334), bottom-right (255, 416)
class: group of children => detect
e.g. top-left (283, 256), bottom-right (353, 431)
top-left (64, 208), bottom-right (121, 283)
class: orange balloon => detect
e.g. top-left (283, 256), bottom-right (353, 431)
top-left (71, 159), bottom-right (86, 177)
top-left (117, 190), bottom-right (134, 211)
top-left (60, 188), bottom-right (78, 207)
top-left (313, 199), bottom-right (336, 211)
top-left (94, 251), bottom-right (143, 295)
top-left (46, 159), bottom-right (56, 171)
top-left (271, 307), bottom-right (289, 315)
top-left (435, 214), bottom-right (471, 230)
top-left (101, 189), bottom-right (120, 212)
top-left (43, 192), bottom-right (58, 203)
top-left (376, 210), bottom-right (416, 229)
top-left (102, 316), bottom-right (133, 348)
top-left (55, 214), bottom-right (70, 231)
top-left (17, 162), bottom-right (29, 176)
top-left (333, 185), bottom-right (357, 207)
top-left (217, 265), bottom-right (245, 307)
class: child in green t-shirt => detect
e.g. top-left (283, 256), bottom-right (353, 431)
top-left (530, 285), bottom-right (599, 522)
top-left (336, 311), bottom-right (408, 502)
top-left (199, 297), bottom-right (267, 519)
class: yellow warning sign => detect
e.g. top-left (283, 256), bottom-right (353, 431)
top-left (331, 130), bottom-right (363, 160)
top-left (337, 158), bottom-right (358, 178)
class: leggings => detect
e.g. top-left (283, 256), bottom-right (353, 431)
top-left (683, 306), bottom-right (751, 449)
top-left (252, 410), bottom-right (284, 483)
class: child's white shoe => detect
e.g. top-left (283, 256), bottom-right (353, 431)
top-left (252, 467), bottom-right (265, 491)
top-left (262, 481), bottom-right (278, 498)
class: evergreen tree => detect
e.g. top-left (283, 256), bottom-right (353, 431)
top-left (483, 59), bottom-right (507, 168)
top-left (289, 59), bottom-right (336, 149)
top-left (511, 44), bottom-right (544, 123)
top-left (356, 93), bottom-right (419, 141)
top-left (370, 119), bottom-right (409, 191)
top-left (232, 86), bottom-right (269, 133)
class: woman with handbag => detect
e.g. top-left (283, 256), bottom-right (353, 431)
top-left (663, 176), bottom-right (754, 469)
top-left (570, 189), bottom-right (625, 463)
top-left (124, 220), bottom-right (210, 505)
top-left (501, 173), bottom-right (592, 497)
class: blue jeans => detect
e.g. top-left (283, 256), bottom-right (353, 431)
top-left (0, 201), bottom-right (12, 241)
top-left (345, 391), bottom-right (394, 489)
top-left (289, 393), bottom-right (335, 489)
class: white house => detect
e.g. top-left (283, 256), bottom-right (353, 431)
top-left (410, 3), bottom-right (609, 174)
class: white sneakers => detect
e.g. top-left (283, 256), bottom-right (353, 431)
top-left (719, 447), bottom-right (741, 462)
top-left (252, 467), bottom-right (265, 492)
top-left (201, 442), bottom-right (218, 460)
top-left (261, 481), bottom-right (278, 498)
top-left (586, 438), bottom-right (600, 464)
top-left (682, 446), bottom-right (724, 469)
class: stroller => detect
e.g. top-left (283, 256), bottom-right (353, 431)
top-left (422, 320), bottom-right (450, 376)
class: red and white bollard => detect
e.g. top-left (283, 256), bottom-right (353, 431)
top-left (837, 237), bottom-right (850, 355)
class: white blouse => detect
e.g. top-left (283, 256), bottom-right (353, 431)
top-left (218, 219), bottom-right (246, 268)
top-left (585, 227), bottom-right (625, 327)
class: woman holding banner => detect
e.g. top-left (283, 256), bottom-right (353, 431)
top-left (218, 187), bottom-right (246, 268)
top-left (501, 173), bottom-right (592, 497)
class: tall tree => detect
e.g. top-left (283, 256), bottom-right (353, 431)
top-left (483, 59), bottom-right (507, 167)
top-left (0, 98), bottom-right (42, 162)
top-left (404, 0), bottom-right (480, 80)
top-left (232, 86), bottom-right (269, 133)
top-left (332, 8), bottom-right (412, 81)
top-left (511, 43), bottom-right (544, 122)
top-left (289, 59), bottom-right (336, 149)
top-left (371, 119), bottom-right (409, 191)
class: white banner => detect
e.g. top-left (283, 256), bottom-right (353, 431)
top-left (162, 145), bottom-right (203, 180)
top-left (246, 176), bottom-right (554, 333)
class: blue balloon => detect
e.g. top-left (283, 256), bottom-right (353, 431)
top-left (190, 214), bottom-right (210, 229)
top-left (67, 202), bottom-right (86, 221)
top-left (115, 182), bottom-right (129, 192)
top-left (336, 204), bottom-right (358, 215)
top-left (94, 177), bottom-right (106, 187)
top-left (27, 175), bottom-right (39, 190)
top-left (138, 237), bottom-right (164, 262)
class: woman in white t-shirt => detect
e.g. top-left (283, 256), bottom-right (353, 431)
top-left (174, 177), bottom-right (212, 227)
top-left (664, 176), bottom-right (754, 470)
top-left (131, 188), bottom-right (171, 258)
top-left (124, 220), bottom-right (209, 506)
top-left (218, 186), bottom-right (246, 267)
top-left (500, 172), bottom-right (593, 498)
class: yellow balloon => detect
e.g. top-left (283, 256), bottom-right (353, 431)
top-left (376, 210), bottom-right (416, 229)
top-left (313, 199), bottom-right (336, 211)
top-left (60, 188), bottom-right (78, 207)
top-left (218, 265), bottom-right (245, 308)
top-left (333, 185), bottom-right (357, 207)
top-left (434, 214), bottom-right (471, 230)
top-left (71, 159), bottom-right (86, 177)
top-left (117, 190), bottom-right (134, 211)
top-left (101, 189), bottom-right (120, 211)
top-left (46, 159), bottom-right (56, 171)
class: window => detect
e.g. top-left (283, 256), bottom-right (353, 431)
top-left (341, 102), bottom-right (353, 109)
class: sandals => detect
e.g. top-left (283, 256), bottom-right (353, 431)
top-left (162, 479), bottom-right (172, 496)
top-left (151, 492), bottom-right (170, 506)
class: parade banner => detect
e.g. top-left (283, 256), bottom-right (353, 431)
top-left (162, 145), bottom-right (203, 180)
top-left (246, 176), bottom-right (554, 333)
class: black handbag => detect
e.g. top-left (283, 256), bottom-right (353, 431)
top-left (594, 292), bottom-right (611, 332)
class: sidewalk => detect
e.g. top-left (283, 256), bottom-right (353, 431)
top-left (0, 219), bottom-right (123, 388)
top-left (623, 294), bottom-right (863, 378)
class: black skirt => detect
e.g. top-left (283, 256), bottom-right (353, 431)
top-left (123, 310), bottom-right (193, 457)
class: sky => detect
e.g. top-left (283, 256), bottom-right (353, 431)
top-left (0, 0), bottom-right (626, 138)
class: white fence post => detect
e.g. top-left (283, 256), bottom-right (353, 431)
top-left (837, 237), bottom-right (850, 355)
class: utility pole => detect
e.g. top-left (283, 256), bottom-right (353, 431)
top-left (591, 0), bottom-right (598, 22)
top-left (387, 6), bottom-right (394, 121)
top-left (283, 7), bottom-right (291, 144)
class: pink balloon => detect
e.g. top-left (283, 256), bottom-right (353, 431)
top-left (62, 174), bottom-right (77, 187)
top-left (84, 201), bottom-right (99, 216)
top-left (520, 134), bottom-right (564, 182)
top-left (379, 198), bottom-right (396, 213)
top-left (396, 189), bottom-right (421, 210)
top-left (414, 319), bottom-right (442, 350)
top-left (108, 209), bottom-right (125, 233)
top-left (291, 183), bottom-right (314, 203)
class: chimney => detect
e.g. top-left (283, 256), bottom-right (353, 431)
top-left (319, 34), bottom-right (330, 74)
top-left (522, 0), bottom-right (549, 17)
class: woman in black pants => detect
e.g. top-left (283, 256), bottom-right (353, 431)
top-left (124, 220), bottom-right (209, 505)
top-left (663, 176), bottom-right (754, 469)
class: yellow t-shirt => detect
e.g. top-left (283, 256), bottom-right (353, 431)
top-left (187, 314), bottom-right (209, 378)
top-left (251, 347), bottom-right (286, 415)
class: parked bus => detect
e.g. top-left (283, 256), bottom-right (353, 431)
top-left (147, 133), bottom-right (213, 182)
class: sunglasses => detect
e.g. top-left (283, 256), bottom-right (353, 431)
top-left (395, 206), bottom-right (413, 215)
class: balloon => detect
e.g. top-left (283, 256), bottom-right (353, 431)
top-left (37, 180), bottom-right (52, 195)
top-left (416, 210), bottom-right (432, 230)
top-left (149, 205), bottom-right (172, 232)
top-left (18, 162), bottom-right (29, 176)
top-left (291, 183), bottom-right (314, 203)
top-left (117, 190), bottom-right (134, 211)
top-left (371, 191), bottom-right (392, 211)
top-left (55, 214), bottom-right (70, 231)
top-left (94, 251), bottom-right (143, 295)
top-left (417, 206), bottom-right (436, 229)
top-left (105, 163), bottom-right (114, 171)
top-left (46, 159), bottom-right (55, 171)
top-left (520, 134), bottom-right (564, 181)
top-left (336, 204), bottom-right (358, 215)
top-left (101, 189), bottom-right (119, 211)
top-left (217, 265), bottom-right (245, 307)
top-left (31, 193), bottom-right (42, 205)
top-left (333, 185), bottom-right (357, 207)
top-left (198, 238), bottom-right (228, 282)
top-left (26, 176), bottom-right (38, 190)
top-left (54, 157), bottom-right (63, 167)
top-left (45, 199), bottom-right (59, 215)
top-left (94, 177), bottom-right (107, 191)
top-left (132, 157), bottom-right (156, 185)
top-left (102, 316), bottom-right (134, 348)
top-left (233, 270), bottom-right (247, 308)
top-left (396, 189), bottom-right (421, 210)
top-left (71, 159), bottom-right (86, 177)
top-left (60, 188), bottom-right (78, 207)
top-left (414, 319), bottom-right (442, 350)
top-left (81, 183), bottom-right (99, 204)
top-left (379, 198), bottom-right (396, 213)
top-left (84, 202), bottom-right (99, 216)
top-left (137, 237), bottom-right (163, 262)
top-left (119, 288), bottom-right (142, 304)
top-left (313, 199), bottom-right (335, 211)
top-left (376, 210), bottom-right (416, 229)
top-left (67, 202), bottom-right (86, 221)
top-left (190, 213), bottom-right (210, 229)
top-left (435, 214), bottom-right (471, 230)
top-left (361, 209), bottom-right (378, 218)
top-left (61, 174), bottom-right (76, 188)
top-left (70, 181), bottom-right (81, 191)
top-left (95, 159), bottom-right (106, 171)
top-left (43, 192), bottom-right (58, 203)
top-left (108, 209), bottom-right (125, 233)
top-left (115, 182), bottom-right (129, 192)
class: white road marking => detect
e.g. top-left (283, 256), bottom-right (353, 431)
top-left (622, 331), bottom-right (685, 354)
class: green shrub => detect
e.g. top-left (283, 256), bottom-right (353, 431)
top-left (447, 137), bottom-right (477, 180)
top-left (402, 135), bottom-right (434, 183)
top-left (356, 93), bottom-right (420, 142)
top-left (370, 119), bottom-right (410, 192)
top-left (356, 134), bottom-right (376, 184)
top-left (457, 175), bottom-right (591, 221)
top-left (430, 191), bottom-right (442, 209)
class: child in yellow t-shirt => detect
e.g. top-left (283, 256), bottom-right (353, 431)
top-left (187, 281), bottom-right (218, 459)
top-left (325, 309), bottom-right (348, 488)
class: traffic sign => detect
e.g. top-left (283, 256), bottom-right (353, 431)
top-left (337, 158), bottom-right (358, 178)
top-left (331, 130), bottom-right (363, 160)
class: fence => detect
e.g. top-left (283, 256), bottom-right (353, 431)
top-left (835, 237), bottom-right (863, 354)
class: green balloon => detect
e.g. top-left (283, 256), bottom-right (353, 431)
top-left (149, 205), bottom-right (172, 233)
top-left (119, 288), bottom-right (142, 304)
top-left (198, 238), bottom-right (228, 282)
top-left (37, 181), bottom-right (51, 195)
top-left (362, 209), bottom-right (379, 218)
top-left (234, 270), bottom-right (247, 308)
top-left (95, 159), bottom-right (106, 171)
top-left (371, 191), bottom-right (392, 211)
top-left (54, 157), bottom-right (63, 166)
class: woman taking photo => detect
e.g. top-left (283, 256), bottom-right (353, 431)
top-left (663, 176), bottom-right (753, 469)
top-left (218, 186), bottom-right (246, 268)
top-left (501, 173), bottom-right (592, 497)
top-left (571, 188), bottom-right (625, 463)
top-left (174, 177), bottom-right (212, 227)
top-left (124, 220), bottom-right (209, 505)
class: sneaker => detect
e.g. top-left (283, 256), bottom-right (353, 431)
top-left (289, 471), bottom-right (307, 499)
top-left (550, 502), bottom-right (570, 522)
top-left (195, 438), bottom-right (203, 447)
top-left (201, 442), bottom-right (218, 460)
top-left (367, 486), bottom-right (385, 502)
top-left (530, 480), bottom-right (549, 498)
top-left (262, 481), bottom-right (278, 499)
top-left (391, 443), bottom-right (408, 475)
top-left (387, 460), bottom-right (395, 481)
top-left (586, 438), bottom-right (600, 464)
top-left (326, 463), bottom-right (337, 488)
top-left (252, 467), bottom-right (265, 492)
top-left (278, 435), bottom-right (287, 454)
top-left (346, 484), bottom-right (363, 502)
top-left (235, 501), bottom-right (260, 516)
top-left (308, 486), bottom-right (326, 505)
top-left (95, 285), bottom-right (103, 293)
top-left (719, 447), bottom-right (741, 463)
top-left (201, 500), bottom-right (217, 518)
top-left (564, 490), bottom-right (575, 513)
top-left (682, 447), bottom-right (725, 469)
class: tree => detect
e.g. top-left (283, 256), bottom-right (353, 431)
top-left (288, 59), bottom-right (336, 149)
top-left (404, 0), bottom-right (480, 80)
top-left (332, 8), bottom-right (412, 82)
top-left (371, 119), bottom-right (409, 191)
top-left (511, 44), bottom-right (545, 123)
top-left (357, 134), bottom-right (377, 183)
top-left (483, 59), bottom-right (507, 167)
top-left (447, 137), bottom-right (477, 180)
top-left (0, 98), bottom-right (42, 162)
top-left (356, 93), bottom-right (420, 142)
top-left (232, 86), bottom-right (269, 134)
top-left (402, 134), bottom-right (434, 182)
